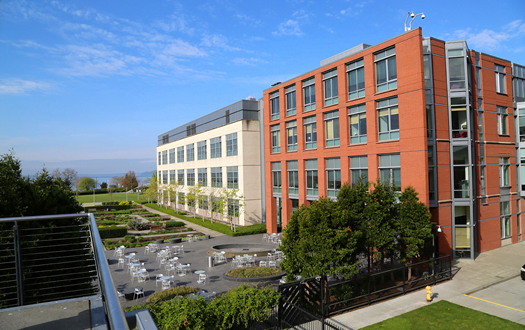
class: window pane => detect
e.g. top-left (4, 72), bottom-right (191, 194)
top-left (376, 60), bottom-right (387, 85)
top-left (388, 57), bottom-right (397, 81)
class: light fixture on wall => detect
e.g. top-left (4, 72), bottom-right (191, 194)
top-left (437, 225), bottom-right (442, 233)
top-left (405, 11), bottom-right (425, 31)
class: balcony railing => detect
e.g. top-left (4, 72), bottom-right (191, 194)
top-left (0, 213), bottom-right (128, 330)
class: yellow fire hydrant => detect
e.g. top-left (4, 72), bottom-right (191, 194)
top-left (426, 285), bottom-right (433, 302)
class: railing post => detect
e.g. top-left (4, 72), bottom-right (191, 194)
top-left (433, 259), bottom-right (437, 285)
top-left (402, 265), bottom-right (406, 294)
top-left (320, 275), bottom-right (325, 330)
top-left (278, 286), bottom-right (283, 329)
top-left (367, 273), bottom-right (370, 305)
top-left (13, 223), bottom-right (24, 306)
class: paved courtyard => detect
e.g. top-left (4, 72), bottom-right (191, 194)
top-left (105, 232), bottom-right (282, 307)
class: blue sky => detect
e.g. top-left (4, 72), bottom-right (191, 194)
top-left (1, 0), bottom-right (525, 175)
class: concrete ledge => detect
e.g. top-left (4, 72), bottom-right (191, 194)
top-left (125, 309), bottom-right (159, 330)
top-left (223, 272), bottom-right (285, 282)
top-left (209, 243), bottom-right (276, 258)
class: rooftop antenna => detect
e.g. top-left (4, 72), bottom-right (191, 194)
top-left (405, 11), bottom-right (425, 31)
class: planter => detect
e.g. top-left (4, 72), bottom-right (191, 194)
top-left (170, 238), bottom-right (182, 244)
top-left (521, 264), bottom-right (525, 280)
top-left (156, 239), bottom-right (164, 244)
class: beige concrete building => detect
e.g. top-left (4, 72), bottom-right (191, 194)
top-left (156, 98), bottom-right (265, 226)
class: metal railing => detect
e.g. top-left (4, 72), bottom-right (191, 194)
top-left (0, 213), bottom-right (129, 330)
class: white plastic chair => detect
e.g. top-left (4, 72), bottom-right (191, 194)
top-left (162, 280), bottom-right (170, 291)
top-left (155, 274), bottom-right (164, 287)
top-left (269, 260), bottom-right (277, 268)
top-left (118, 258), bottom-right (125, 268)
top-left (259, 260), bottom-right (267, 267)
top-left (133, 287), bottom-right (144, 300)
top-left (198, 273), bottom-right (207, 285)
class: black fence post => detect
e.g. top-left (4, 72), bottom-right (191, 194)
top-left (367, 272), bottom-right (371, 305)
top-left (13, 223), bottom-right (24, 306)
top-left (433, 258), bottom-right (437, 285)
top-left (402, 265), bottom-right (406, 294)
top-left (320, 275), bottom-right (325, 330)
top-left (278, 287), bottom-right (282, 330)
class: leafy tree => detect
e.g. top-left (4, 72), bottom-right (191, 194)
top-left (100, 182), bottom-right (108, 189)
top-left (78, 177), bottom-right (96, 191)
top-left (186, 183), bottom-right (203, 218)
top-left (121, 170), bottom-right (138, 190)
top-left (144, 171), bottom-right (158, 203)
top-left (365, 179), bottom-right (399, 273)
top-left (399, 186), bottom-right (434, 280)
top-left (217, 188), bottom-right (245, 231)
top-left (0, 150), bottom-right (30, 217)
top-left (110, 176), bottom-right (122, 188)
top-left (207, 187), bottom-right (221, 223)
top-left (51, 168), bottom-right (78, 189)
top-left (280, 198), bottom-right (361, 281)
top-left (167, 180), bottom-right (183, 211)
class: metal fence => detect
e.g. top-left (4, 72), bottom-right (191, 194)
top-left (278, 254), bottom-right (452, 327)
top-left (0, 213), bottom-right (129, 330)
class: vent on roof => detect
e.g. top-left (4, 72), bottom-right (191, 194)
top-left (162, 134), bottom-right (169, 145)
top-left (320, 43), bottom-right (372, 67)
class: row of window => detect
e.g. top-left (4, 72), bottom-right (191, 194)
top-left (269, 48), bottom-right (397, 121)
top-left (160, 166), bottom-right (239, 189)
top-left (270, 97), bottom-right (398, 153)
top-left (158, 133), bottom-right (238, 165)
top-left (271, 154), bottom-right (400, 198)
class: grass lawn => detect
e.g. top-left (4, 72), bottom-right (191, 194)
top-left (362, 300), bottom-right (525, 330)
top-left (144, 203), bottom-right (267, 237)
top-left (76, 192), bottom-right (144, 204)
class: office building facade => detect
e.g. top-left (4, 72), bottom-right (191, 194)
top-left (263, 28), bottom-right (525, 259)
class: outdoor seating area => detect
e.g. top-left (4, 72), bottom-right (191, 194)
top-left (263, 233), bottom-right (282, 245)
top-left (105, 233), bottom-right (283, 307)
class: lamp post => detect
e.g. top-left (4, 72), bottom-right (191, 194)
top-left (404, 11), bottom-right (425, 31)
top-left (93, 177), bottom-right (97, 203)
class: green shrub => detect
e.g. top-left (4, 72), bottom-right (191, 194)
top-left (165, 221), bottom-right (185, 228)
top-left (146, 286), bottom-right (199, 304)
top-left (136, 236), bottom-right (143, 242)
top-left (186, 227), bottom-right (193, 231)
top-left (84, 204), bottom-right (131, 212)
top-left (226, 267), bottom-right (282, 278)
top-left (124, 235), bottom-right (135, 242)
top-left (127, 219), bottom-right (150, 230)
top-left (98, 220), bottom-right (117, 226)
top-left (104, 239), bottom-right (113, 246)
top-left (98, 226), bottom-right (128, 239)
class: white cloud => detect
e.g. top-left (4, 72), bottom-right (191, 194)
top-left (0, 79), bottom-right (53, 94)
top-left (273, 20), bottom-right (303, 36)
top-left (231, 57), bottom-right (267, 66)
top-left (445, 20), bottom-right (525, 51)
top-left (201, 34), bottom-right (240, 51)
top-left (154, 14), bottom-right (195, 35)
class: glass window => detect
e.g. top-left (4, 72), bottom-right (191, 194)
top-left (210, 137), bottom-right (222, 158)
top-left (428, 146), bottom-right (436, 201)
top-left (350, 155), bottom-right (368, 185)
top-left (286, 120), bottom-right (298, 151)
top-left (211, 167), bottom-right (222, 188)
top-left (305, 159), bottom-right (318, 197)
top-left (197, 140), bottom-right (207, 160)
top-left (497, 106), bottom-right (508, 135)
top-left (169, 170), bottom-right (175, 184)
top-left (495, 64), bottom-right (506, 94)
top-left (423, 54), bottom-right (431, 88)
top-left (349, 104), bottom-right (367, 144)
top-left (226, 133), bottom-right (238, 156)
top-left (519, 108), bottom-right (525, 142)
top-left (501, 201), bottom-right (511, 238)
top-left (178, 192), bottom-right (185, 206)
top-left (451, 97), bottom-right (468, 139)
top-left (271, 124), bottom-right (281, 153)
top-left (270, 91), bottom-right (280, 120)
top-left (500, 157), bottom-right (510, 187)
top-left (375, 48), bottom-right (397, 92)
top-left (288, 160), bottom-right (299, 195)
top-left (285, 85), bottom-right (296, 116)
top-left (347, 59), bottom-right (365, 100)
top-left (227, 166), bottom-right (238, 189)
top-left (303, 77), bottom-right (316, 112)
top-left (187, 169), bottom-right (195, 186)
top-left (377, 97), bottom-right (399, 141)
top-left (304, 116), bottom-right (317, 149)
top-left (177, 170), bottom-right (184, 185)
top-left (426, 105), bottom-right (434, 138)
top-left (169, 148), bottom-right (175, 164)
top-left (162, 150), bottom-right (168, 165)
top-left (324, 110), bottom-right (340, 147)
top-left (162, 170), bottom-right (168, 184)
top-left (379, 153), bottom-right (401, 192)
top-left (454, 205), bottom-right (471, 258)
top-left (177, 146), bottom-right (184, 163)
top-left (448, 56), bottom-right (466, 90)
top-left (198, 168), bottom-right (207, 186)
top-left (453, 146), bottom-right (470, 198)
top-left (272, 162), bottom-right (281, 194)
top-left (323, 69), bottom-right (338, 106)
top-left (186, 144), bottom-right (194, 161)
top-left (326, 158), bottom-right (341, 197)
top-left (158, 152), bottom-right (161, 165)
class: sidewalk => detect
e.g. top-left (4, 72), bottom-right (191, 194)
top-left (331, 241), bottom-right (525, 329)
top-left (140, 204), bottom-right (225, 237)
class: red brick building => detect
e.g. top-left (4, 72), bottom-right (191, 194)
top-left (262, 28), bottom-right (525, 259)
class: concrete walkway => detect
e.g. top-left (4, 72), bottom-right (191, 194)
top-left (331, 241), bottom-right (525, 329)
top-left (139, 205), bottom-right (225, 237)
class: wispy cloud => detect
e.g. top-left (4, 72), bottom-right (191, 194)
top-left (443, 20), bottom-right (525, 51)
top-left (231, 57), bottom-right (267, 66)
top-left (0, 79), bottom-right (54, 94)
top-left (273, 20), bottom-right (303, 36)
top-left (154, 13), bottom-right (195, 35)
top-left (201, 34), bottom-right (240, 51)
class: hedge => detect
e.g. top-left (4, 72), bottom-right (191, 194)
top-left (144, 203), bottom-right (267, 237)
top-left (165, 221), bottom-right (185, 228)
top-left (84, 204), bottom-right (132, 212)
top-left (98, 226), bottom-right (128, 239)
